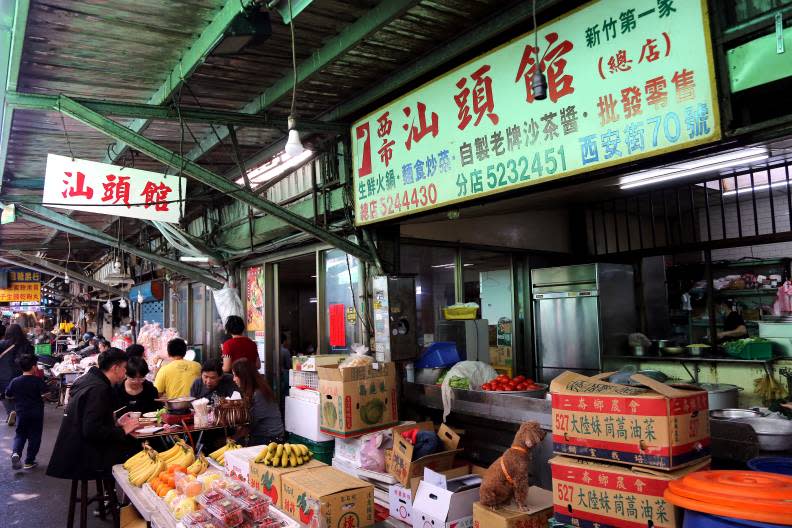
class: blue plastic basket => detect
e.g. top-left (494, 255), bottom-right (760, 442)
top-left (747, 456), bottom-right (792, 476)
top-left (415, 341), bottom-right (460, 368)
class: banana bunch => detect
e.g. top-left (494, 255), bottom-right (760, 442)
top-left (123, 444), bottom-right (153, 471)
top-left (208, 439), bottom-right (240, 465)
top-left (160, 439), bottom-right (196, 469)
top-left (127, 447), bottom-right (166, 487)
top-left (187, 454), bottom-right (209, 476)
top-left (254, 442), bottom-right (314, 467)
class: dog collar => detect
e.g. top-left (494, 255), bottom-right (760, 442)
top-left (509, 445), bottom-right (528, 453)
top-left (500, 457), bottom-right (515, 486)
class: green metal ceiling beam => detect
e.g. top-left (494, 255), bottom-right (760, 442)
top-left (185, 0), bottom-right (420, 162)
top-left (6, 91), bottom-right (347, 134)
top-left (7, 201), bottom-right (224, 289)
top-left (268, 0), bottom-right (313, 25)
top-left (5, 178), bottom-right (41, 189)
top-left (103, 0), bottom-right (258, 164)
top-left (56, 95), bottom-right (373, 264)
top-left (0, 0), bottom-right (30, 193)
top-left (2, 251), bottom-right (125, 297)
top-left (322, 0), bottom-right (562, 122)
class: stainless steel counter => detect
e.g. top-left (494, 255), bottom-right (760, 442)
top-left (403, 382), bottom-right (552, 429)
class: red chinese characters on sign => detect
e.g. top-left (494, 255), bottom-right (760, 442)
top-left (514, 32), bottom-right (575, 104)
top-left (402, 102), bottom-right (438, 151)
top-left (355, 123), bottom-right (373, 178)
top-left (140, 181), bottom-right (172, 211)
top-left (61, 171), bottom-right (93, 199)
top-left (608, 50), bottom-right (632, 74)
top-left (454, 64), bottom-right (499, 130)
top-left (672, 68), bottom-right (696, 102)
top-left (101, 174), bottom-right (131, 207)
top-left (376, 111), bottom-right (396, 168)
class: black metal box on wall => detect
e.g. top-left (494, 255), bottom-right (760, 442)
top-left (372, 276), bottom-right (418, 362)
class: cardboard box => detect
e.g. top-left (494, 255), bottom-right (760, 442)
top-left (248, 458), bottom-right (326, 508)
top-left (472, 488), bottom-right (554, 528)
top-left (293, 354), bottom-right (348, 371)
top-left (550, 456), bottom-right (710, 528)
top-left (488, 346), bottom-right (513, 367)
top-left (550, 371), bottom-right (710, 470)
top-left (318, 362), bottom-right (398, 438)
top-left (390, 421), bottom-right (463, 486)
top-left (411, 471), bottom-right (482, 528)
top-left (388, 465), bottom-right (471, 524)
top-left (281, 466), bottom-right (375, 528)
top-left (223, 445), bottom-right (262, 483)
top-left (285, 395), bottom-right (334, 442)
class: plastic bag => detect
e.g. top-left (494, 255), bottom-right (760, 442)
top-left (340, 343), bottom-right (373, 369)
top-left (359, 432), bottom-right (385, 472)
top-left (211, 286), bottom-right (244, 324)
top-left (440, 360), bottom-right (498, 420)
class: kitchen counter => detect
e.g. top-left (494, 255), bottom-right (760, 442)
top-left (403, 382), bottom-right (552, 429)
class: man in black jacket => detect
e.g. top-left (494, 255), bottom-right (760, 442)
top-left (47, 348), bottom-right (140, 482)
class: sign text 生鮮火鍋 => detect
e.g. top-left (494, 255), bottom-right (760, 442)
top-left (351, 0), bottom-right (719, 225)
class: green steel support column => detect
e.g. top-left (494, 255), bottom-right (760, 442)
top-left (3, 251), bottom-right (125, 297)
top-left (9, 202), bottom-right (224, 289)
top-left (56, 95), bottom-right (374, 264)
top-left (0, 0), bottom-right (30, 192)
top-left (104, 0), bottom-right (258, 164)
top-left (185, 0), bottom-right (420, 161)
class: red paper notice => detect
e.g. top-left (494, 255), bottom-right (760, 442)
top-left (329, 303), bottom-right (346, 347)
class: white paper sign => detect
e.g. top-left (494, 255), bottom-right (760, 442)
top-left (43, 153), bottom-right (186, 222)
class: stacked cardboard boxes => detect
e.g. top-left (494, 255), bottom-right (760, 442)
top-left (549, 371), bottom-right (711, 528)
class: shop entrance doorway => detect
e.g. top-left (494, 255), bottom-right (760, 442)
top-left (275, 254), bottom-right (318, 366)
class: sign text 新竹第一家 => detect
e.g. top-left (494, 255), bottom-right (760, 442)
top-left (351, 0), bottom-right (719, 225)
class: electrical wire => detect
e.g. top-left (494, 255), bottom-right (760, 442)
top-left (287, 0), bottom-right (297, 117)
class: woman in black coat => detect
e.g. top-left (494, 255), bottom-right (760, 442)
top-left (0, 323), bottom-right (33, 424)
top-left (46, 349), bottom-right (140, 481)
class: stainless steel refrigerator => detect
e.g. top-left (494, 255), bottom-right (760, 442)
top-left (532, 263), bottom-right (636, 383)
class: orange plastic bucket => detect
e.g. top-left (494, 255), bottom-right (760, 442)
top-left (664, 470), bottom-right (792, 525)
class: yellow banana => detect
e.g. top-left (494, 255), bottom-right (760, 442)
top-left (275, 444), bottom-right (283, 458)
top-left (289, 454), bottom-right (297, 467)
top-left (281, 453), bottom-right (288, 467)
top-left (267, 442), bottom-right (278, 452)
top-left (123, 449), bottom-right (148, 470)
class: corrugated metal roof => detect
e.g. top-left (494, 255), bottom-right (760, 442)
top-left (1, 0), bottom-right (527, 266)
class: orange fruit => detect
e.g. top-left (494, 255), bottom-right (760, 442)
top-left (168, 464), bottom-right (187, 474)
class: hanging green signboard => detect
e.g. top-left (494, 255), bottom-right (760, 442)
top-left (351, 0), bottom-right (720, 226)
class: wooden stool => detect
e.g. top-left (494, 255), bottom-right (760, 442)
top-left (66, 479), bottom-right (119, 528)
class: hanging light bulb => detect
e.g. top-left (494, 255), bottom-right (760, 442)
top-left (531, 0), bottom-right (547, 101)
top-left (104, 299), bottom-right (113, 313)
top-left (63, 271), bottom-right (70, 285)
top-left (119, 298), bottom-right (127, 309)
top-left (137, 291), bottom-right (144, 304)
top-left (112, 259), bottom-right (121, 272)
top-left (285, 115), bottom-right (304, 157)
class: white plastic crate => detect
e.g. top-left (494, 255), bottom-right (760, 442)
top-left (288, 386), bottom-right (321, 404)
top-left (288, 369), bottom-right (318, 389)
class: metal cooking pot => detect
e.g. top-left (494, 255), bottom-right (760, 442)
top-left (697, 383), bottom-right (742, 410)
top-left (736, 417), bottom-right (792, 451)
top-left (165, 397), bottom-right (195, 411)
top-left (709, 408), bottom-right (761, 420)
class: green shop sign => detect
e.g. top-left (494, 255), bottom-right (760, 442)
top-left (351, 0), bottom-right (720, 226)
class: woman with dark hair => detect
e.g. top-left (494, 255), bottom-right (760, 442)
top-left (231, 359), bottom-right (284, 446)
top-left (0, 323), bottom-right (33, 425)
top-left (113, 355), bottom-right (159, 414)
top-left (221, 315), bottom-right (260, 373)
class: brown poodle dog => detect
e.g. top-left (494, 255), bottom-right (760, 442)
top-left (479, 421), bottom-right (546, 510)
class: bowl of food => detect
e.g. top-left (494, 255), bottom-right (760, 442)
top-left (663, 346), bottom-right (685, 355)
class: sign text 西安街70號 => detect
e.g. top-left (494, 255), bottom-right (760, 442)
top-left (351, 0), bottom-right (719, 225)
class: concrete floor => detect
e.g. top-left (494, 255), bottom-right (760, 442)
top-left (0, 402), bottom-right (114, 528)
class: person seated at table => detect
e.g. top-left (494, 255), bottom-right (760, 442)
top-left (153, 338), bottom-right (200, 399)
top-left (716, 301), bottom-right (748, 342)
top-left (125, 344), bottom-right (145, 360)
top-left (113, 356), bottom-right (160, 414)
top-left (231, 359), bottom-right (284, 446)
top-left (190, 358), bottom-right (237, 403)
top-left (221, 316), bottom-right (260, 373)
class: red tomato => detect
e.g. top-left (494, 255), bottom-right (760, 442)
top-left (482, 383), bottom-right (491, 391)
top-left (526, 384), bottom-right (539, 390)
top-left (525, 378), bottom-right (534, 385)
top-left (513, 375), bottom-right (526, 383)
top-left (507, 382), bottom-right (517, 390)
top-left (497, 375), bottom-right (509, 383)
top-left (516, 383), bottom-right (528, 391)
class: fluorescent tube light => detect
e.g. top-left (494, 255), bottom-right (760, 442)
top-left (619, 148), bottom-right (769, 190)
top-left (722, 179), bottom-right (791, 197)
top-left (238, 149), bottom-right (313, 186)
top-left (179, 256), bottom-right (210, 263)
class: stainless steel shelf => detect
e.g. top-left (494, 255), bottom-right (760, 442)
top-left (605, 355), bottom-right (778, 364)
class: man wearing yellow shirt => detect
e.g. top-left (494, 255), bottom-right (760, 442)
top-left (154, 338), bottom-right (201, 398)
